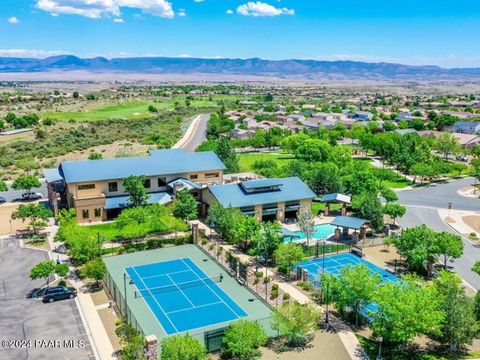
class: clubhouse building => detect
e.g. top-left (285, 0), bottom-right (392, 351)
top-left (44, 149), bottom-right (315, 223)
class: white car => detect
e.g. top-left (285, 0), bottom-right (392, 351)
top-left (21, 191), bottom-right (43, 200)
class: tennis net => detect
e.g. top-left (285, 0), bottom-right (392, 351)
top-left (134, 274), bottom-right (223, 298)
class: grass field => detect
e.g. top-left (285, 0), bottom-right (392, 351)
top-left (238, 152), bottom-right (296, 172)
top-left (42, 95), bottom-right (248, 122)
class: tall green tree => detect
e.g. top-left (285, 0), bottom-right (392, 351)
top-left (160, 333), bottom-right (206, 360)
top-left (435, 232), bottom-right (464, 269)
top-left (333, 264), bottom-right (382, 326)
top-left (271, 302), bottom-right (320, 346)
top-left (11, 175), bottom-right (41, 198)
top-left (383, 203), bottom-right (406, 225)
top-left (434, 132), bottom-right (460, 160)
top-left (296, 210), bottom-right (315, 247)
top-left (11, 203), bottom-right (51, 234)
top-left (351, 192), bottom-right (384, 232)
top-left (256, 221), bottom-right (282, 264)
top-left (215, 138), bottom-right (239, 173)
top-left (82, 258), bottom-right (106, 287)
top-left (393, 225), bottom-right (438, 275)
top-left (172, 189), bottom-right (198, 221)
top-left (123, 175), bottom-right (150, 207)
top-left (222, 319), bottom-right (268, 360)
top-left (274, 243), bottom-right (305, 275)
top-left (432, 271), bottom-right (478, 352)
top-left (372, 276), bottom-right (443, 344)
top-left (30, 260), bottom-right (67, 287)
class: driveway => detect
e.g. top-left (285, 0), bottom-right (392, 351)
top-left (0, 244), bottom-right (94, 360)
top-left (0, 183), bottom-right (47, 203)
top-left (397, 177), bottom-right (480, 290)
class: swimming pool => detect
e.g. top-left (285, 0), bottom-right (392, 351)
top-left (284, 224), bottom-right (336, 242)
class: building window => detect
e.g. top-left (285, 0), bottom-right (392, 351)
top-left (189, 174), bottom-right (198, 180)
top-left (205, 173), bottom-right (219, 179)
top-left (144, 179), bottom-right (151, 188)
top-left (94, 208), bottom-right (101, 217)
top-left (158, 177), bottom-right (167, 187)
top-left (82, 210), bottom-right (89, 219)
top-left (78, 184), bottom-right (95, 190)
top-left (108, 182), bottom-right (118, 192)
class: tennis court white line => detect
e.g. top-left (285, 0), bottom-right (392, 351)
top-left (166, 301), bottom-right (224, 315)
top-left (180, 258), bottom-right (244, 319)
top-left (131, 267), bottom-right (179, 334)
top-left (142, 269), bottom-right (191, 280)
top-left (166, 273), bottom-right (195, 309)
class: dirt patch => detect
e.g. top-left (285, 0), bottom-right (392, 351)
top-left (260, 329), bottom-right (350, 360)
top-left (90, 287), bottom-right (110, 306)
top-left (97, 307), bottom-right (122, 352)
top-left (363, 245), bottom-right (405, 274)
top-left (463, 215), bottom-right (480, 233)
top-left (0, 202), bottom-right (31, 235)
top-left (54, 141), bottom-right (155, 164)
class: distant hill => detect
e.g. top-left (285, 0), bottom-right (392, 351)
top-left (1, 55), bottom-right (479, 81)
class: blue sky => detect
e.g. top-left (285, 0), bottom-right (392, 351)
top-left (0, 0), bottom-right (479, 68)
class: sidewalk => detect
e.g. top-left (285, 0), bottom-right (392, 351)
top-left (46, 222), bottom-right (115, 360)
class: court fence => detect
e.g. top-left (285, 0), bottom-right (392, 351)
top-left (196, 237), bottom-right (294, 310)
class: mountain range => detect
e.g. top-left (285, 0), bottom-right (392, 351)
top-left (1, 55), bottom-right (479, 81)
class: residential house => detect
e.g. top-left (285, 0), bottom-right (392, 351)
top-left (419, 130), bottom-right (480, 149)
top-left (231, 128), bottom-right (256, 140)
top-left (203, 177), bottom-right (316, 222)
top-left (451, 121), bottom-right (480, 134)
top-left (43, 149), bottom-right (226, 223)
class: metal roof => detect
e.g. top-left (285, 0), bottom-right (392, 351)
top-left (331, 216), bottom-right (367, 230)
top-left (209, 177), bottom-right (316, 208)
top-left (43, 168), bottom-right (63, 183)
top-left (104, 191), bottom-right (172, 210)
top-left (57, 149), bottom-right (226, 183)
top-left (320, 193), bottom-right (351, 204)
top-left (241, 178), bottom-right (283, 190)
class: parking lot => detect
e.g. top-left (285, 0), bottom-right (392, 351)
top-left (0, 244), bottom-right (95, 360)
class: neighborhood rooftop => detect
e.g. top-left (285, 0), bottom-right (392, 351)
top-left (45, 149), bottom-right (226, 183)
top-left (208, 177), bottom-right (316, 208)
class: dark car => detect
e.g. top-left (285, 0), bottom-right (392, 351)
top-left (0, 196), bottom-right (6, 204)
top-left (27, 287), bottom-right (46, 299)
top-left (43, 286), bottom-right (77, 303)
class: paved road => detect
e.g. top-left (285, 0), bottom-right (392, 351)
top-left (0, 183), bottom-right (47, 203)
top-left (397, 177), bottom-right (480, 289)
top-left (177, 113), bottom-right (209, 152)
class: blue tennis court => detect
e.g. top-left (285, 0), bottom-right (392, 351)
top-left (297, 253), bottom-right (399, 315)
top-left (126, 257), bottom-right (248, 335)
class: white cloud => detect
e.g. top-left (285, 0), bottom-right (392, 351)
top-left (237, 2), bottom-right (294, 17)
top-left (8, 16), bottom-right (20, 24)
top-left (35, 0), bottom-right (174, 19)
top-left (193, 0), bottom-right (204, 2)
top-left (226, 9), bottom-right (233, 14)
top-left (113, 18), bottom-right (124, 22)
top-left (178, 9), bottom-right (186, 16)
top-left (0, 49), bottom-right (67, 58)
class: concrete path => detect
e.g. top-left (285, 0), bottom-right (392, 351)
top-left (173, 113), bottom-right (209, 151)
top-left (46, 223), bottom-right (115, 360)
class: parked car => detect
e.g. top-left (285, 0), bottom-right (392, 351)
top-left (0, 195), bottom-right (6, 204)
top-left (43, 286), bottom-right (77, 303)
top-left (27, 287), bottom-right (46, 299)
top-left (456, 155), bottom-right (468, 162)
top-left (21, 191), bottom-right (42, 200)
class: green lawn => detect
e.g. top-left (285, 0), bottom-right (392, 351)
top-left (85, 223), bottom-right (120, 241)
top-left (42, 101), bottom-right (176, 121)
top-left (238, 152), bottom-right (296, 172)
top-left (42, 95), bottom-right (248, 122)
top-left (311, 202), bottom-right (343, 215)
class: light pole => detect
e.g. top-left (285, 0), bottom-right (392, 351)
top-left (123, 272), bottom-right (128, 322)
top-left (324, 281), bottom-right (330, 329)
top-left (377, 336), bottom-right (383, 360)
